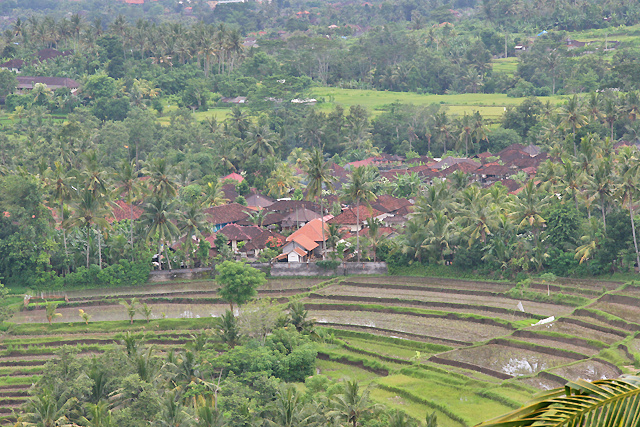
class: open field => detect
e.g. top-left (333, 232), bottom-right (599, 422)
top-left (3, 273), bottom-right (640, 425)
top-left (311, 87), bottom-right (569, 119)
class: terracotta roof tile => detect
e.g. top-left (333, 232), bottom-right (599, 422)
top-left (108, 200), bottom-right (143, 223)
top-left (204, 203), bottom-right (249, 225)
top-left (287, 218), bottom-right (331, 243)
top-left (328, 206), bottom-right (385, 225)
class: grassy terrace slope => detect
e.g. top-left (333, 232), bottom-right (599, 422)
top-left (2, 274), bottom-right (640, 426)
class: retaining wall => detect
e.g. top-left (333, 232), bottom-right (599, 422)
top-left (270, 262), bottom-right (388, 277)
top-left (148, 267), bottom-right (214, 282)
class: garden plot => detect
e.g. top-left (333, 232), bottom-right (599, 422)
top-left (346, 277), bottom-right (511, 293)
top-left (548, 359), bottom-right (621, 382)
top-left (309, 309), bottom-right (513, 343)
top-left (517, 375), bottom-right (565, 390)
top-left (439, 344), bottom-right (578, 377)
top-left (316, 284), bottom-right (571, 317)
top-left (378, 374), bottom-right (516, 426)
top-left (506, 336), bottom-right (599, 356)
top-left (588, 301), bottom-right (640, 325)
top-left (11, 303), bottom-right (230, 324)
top-left (529, 318), bottom-right (627, 344)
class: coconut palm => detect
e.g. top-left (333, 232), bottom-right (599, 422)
top-left (246, 125), bottom-right (276, 161)
top-left (145, 157), bottom-right (178, 200)
top-left (18, 392), bottom-right (75, 427)
top-left (364, 217), bottom-right (384, 262)
top-left (341, 166), bottom-right (377, 262)
top-left (559, 95), bottom-right (588, 156)
top-left (602, 95), bottom-right (621, 141)
top-left (78, 401), bottom-right (114, 427)
top-left (303, 148), bottom-right (336, 259)
top-left (112, 159), bottom-right (144, 260)
top-left (202, 181), bottom-right (228, 207)
top-left (328, 380), bottom-right (380, 427)
top-left (45, 161), bottom-right (76, 270)
top-left (477, 374), bottom-right (640, 427)
top-left (512, 180), bottom-right (550, 237)
top-left (139, 196), bottom-right (180, 270)
top-left (266, 163), bottom-right (300, 198)
top-left (266, 384), bottom-right (318, 427)
top-left (64, 187), bottom-right (110, 268)
top-left (614, 146), bottom-right (640, 272)
top-left (459, 186), bottom-right (500, 247)
top-left (178, 200), bottom-right (208, 266)
top-left (422, 211), bottom-right (457, 264)
top-left (139, 303), bottom-right (153, 322)
top-left (244, 209), bottom-right (273, 227)
top-left (588, 157), bottom-right (614, 231)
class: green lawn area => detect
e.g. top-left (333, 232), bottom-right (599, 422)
top-left (312, 87), bottom-right (569, 119)
top-left (378, 374), bottom-right (516, 426)
top-left (491, 57), bottom-right (519, 76)
top-left (158, 105), bottom-right (232, 125)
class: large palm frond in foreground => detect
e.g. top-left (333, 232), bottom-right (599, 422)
top-left (476, 375), bottom-right (640, 427)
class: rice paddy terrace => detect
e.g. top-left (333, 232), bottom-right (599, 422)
top-left (2, 275), bottom-right (640, 426)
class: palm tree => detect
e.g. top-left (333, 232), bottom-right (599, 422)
top-left (78, 401), bottom-right (114, 427)
top-left (178, 200), bottom-right (208, 267)
top-left (145, 157), bottom-right (178, 200)
top-left (244, 209), bottom-right (272, 227)
top-left (266, 384), bottom-right (317, 427)
top-left (45, 161), bottom-right (76, 270)
top-left (120, 298), bottom-right (139, 324)
top-left (422, 211), bottom-right (457, 264)
top-left (45, 301), bottom-right (62, 325)
top-left (112, 159), bottom-right (144, 260)
top-left (459, 186), bottom-right (500, 247)
top-left (303, 148), bottom-right (336, 259)
top-left (364, 217), bottom-right (384, 262)
top-left (139, 196), bottom-right (180, 270)
top-left (341, 166), bottom-right (377, 262)
top-left (512, 180), bottom-right (550, 239)
top-left (602, 95), bottom-right (621, 141)
top-left (266, 163), bottom-right (300, 198)
top-left (328, 380), bottom-right (380, 427)
top-left (64, 187), bottom-right (110, 268)
top-left (246, 125), bottom-right (276, 161)
top-left (457, 113), bottom-right (473, 156)
top-left (434, 111), bottom-right (452, 155)
top-left (139, 303), bottom-right (153, 322)
top-left (557, 157), bottom-right (584, 210)
top-left (614, 147), bottom-right (640, 272)
top-left (559, 95), bottom-right (588, 156)
top-left (18, 392), bottom-right (75, 427)
top-left (202, 181), bottom-right (228, 207)
top-left (589, 157), bottom-right (614, 230)
top-left (477, 374), bottom-right (640, 427)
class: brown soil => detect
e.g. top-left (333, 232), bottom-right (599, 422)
top-left (306, 294), bottom-right (537, 322)
top-left (584, 302), bottom-right (640, 327)
top-left (510, 330), bottom-right (602, 356)
top-left (529, 318), bottom-right (626, 345)
top-left (308, 309), bottom-right (512, 343)
top-left (318, 284), bottom-right (571, 317)
top-left (346, 276), bottom-right (513, 292)
top-left (320, 323), bottom-right (470, 346)
top-left (549, 359), bottom-right (621, 382)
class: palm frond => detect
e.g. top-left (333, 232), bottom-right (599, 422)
top-left (477, 375), bottom-right (640, 427)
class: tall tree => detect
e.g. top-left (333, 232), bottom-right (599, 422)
top-left (303, 148), bottom-right (336, 259)
top-left (112, 159), bottom-right (144, 260)
top-left (341, 166), bottom-right (376, 262)
top-left (139, 196), bottom-right (180, 270)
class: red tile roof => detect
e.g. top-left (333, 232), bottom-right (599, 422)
top-left (287, 218), bottom-right (331, 243)
top-left (291, 234), bottom-right (319, 251)
top-left (222, 173), bottom-right (244, 183)
top-left (204, 203), bottom-right (249, 225)
top-left (328, 206), bottom-right (385, 225)
top-left (108, 200), bottom-right (143, 223)
top-left (371, 195), bottom-right (412, 213)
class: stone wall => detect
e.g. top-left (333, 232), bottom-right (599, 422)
top-left (270, 262), bottom-right (388, 277)
top-left (147, 262), bottom-right (387, 281)
top-left (148, 267), bottom-right (213, 282)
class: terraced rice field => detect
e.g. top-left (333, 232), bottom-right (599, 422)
top-left (3, 274), bottom-right (640, 426)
